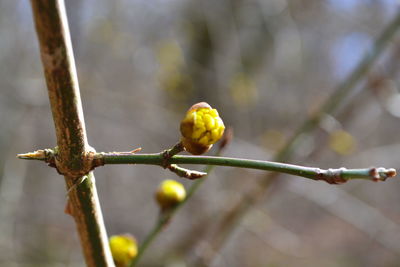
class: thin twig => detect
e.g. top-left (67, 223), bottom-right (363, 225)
top-left (103, 154), bottom-right (396, 183)
top-left (129, 213), bottom-right (169, 267)
top-left (17, 148), bottom-right (396, 183)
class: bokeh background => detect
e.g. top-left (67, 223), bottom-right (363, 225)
top-left (1, 0), bottom-right (400, 266)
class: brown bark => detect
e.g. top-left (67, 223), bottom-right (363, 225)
top-left (30, 1), bottom-right (114, 266)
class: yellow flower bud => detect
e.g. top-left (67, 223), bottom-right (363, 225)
top-left (109, 235), bottom-right (138, 267)
top-left (155, 179), bottom-right (186, 210)
top-left (180, 102), bottom-right (225, 155)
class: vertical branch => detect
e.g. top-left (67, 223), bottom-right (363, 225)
top-left (30, 1), bottom-right (114, 266)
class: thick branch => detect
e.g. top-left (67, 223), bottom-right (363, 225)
top-left (30, 1), bottom-right (114, 266)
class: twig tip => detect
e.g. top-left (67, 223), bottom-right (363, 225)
top-left (17, 150), bottom-right (47, 160)
top-left (387, 168), bottom-right (396, 178)
top-left (369, 167), bottom-right (396, 182)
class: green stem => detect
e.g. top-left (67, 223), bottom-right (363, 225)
top-left (101, 153), bottom-right (395, 183)
top-left (17, 149), bottom-right (396, 183)
top-left (129, 214), bottom-right (168, 267)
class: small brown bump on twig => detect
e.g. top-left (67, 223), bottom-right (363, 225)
top-left (370, 167), bottom-right (397, 181)
top-left (369, 167), bottom-right (380, 182)
top-left (167, 164), bottom-right (207, 180)
top-left (387, 168), bottom-right (397, 177)
top-left (162, 142), bottom-right (185, 168)
top-left (316, 167), bottom-right (347, 184)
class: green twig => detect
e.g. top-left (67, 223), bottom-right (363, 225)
top-left (17, 148), bottom-right (397, 183)
top-left (103, 154), bottom-right (396, 183)
top-left (129, 213), bottom-right (170, 267)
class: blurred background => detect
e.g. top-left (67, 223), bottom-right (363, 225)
top-left (1, 0), bottom-right (400, 266)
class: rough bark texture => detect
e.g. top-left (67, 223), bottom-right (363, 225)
top-left (30, 1), bottom-right (114, 266)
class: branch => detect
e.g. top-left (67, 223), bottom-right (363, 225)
top-left (30, 1), bottom-right (114, 266)
top-left (17, 149), bottom-right (396, 183)
top-left (129, 213), bottom-right (169, 267)
top-left (102, 154), bottom-right (397, 183)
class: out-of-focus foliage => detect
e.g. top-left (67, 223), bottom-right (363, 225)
top-left (1, 0), bottom-right (400, 266)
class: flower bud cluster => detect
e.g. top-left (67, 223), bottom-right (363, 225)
top-left (180, 102), bottom-right (225, 155)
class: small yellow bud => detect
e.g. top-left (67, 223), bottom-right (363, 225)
top-left (109, 235), bottom-right (138, 267)
top-left (156, 179), bottom-right (186, 210)
top-left (329, 130), bottom-right (356, 156)
top-left (180, 102), bottom-right (225, 155)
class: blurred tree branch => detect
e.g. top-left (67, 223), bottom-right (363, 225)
top-left (191, 10), bottom-right (400, 266)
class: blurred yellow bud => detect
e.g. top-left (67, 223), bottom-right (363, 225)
top-left (156, 179), bottom-right (186, 210)
top-left (260, 129), bottom-right (286, 152)
top-left (109, 235), bottom-right (138, 267)
top-left (329, 130), bottom-right (356, 156)
top-left (230, 72), bottom-right (257, 107)
top-left (180, 102), bottom-right (225, 155)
